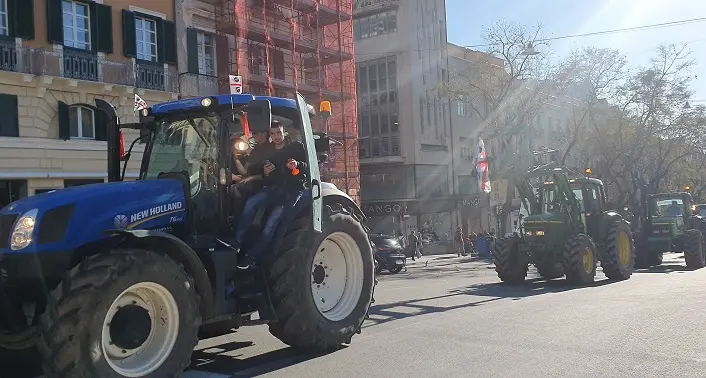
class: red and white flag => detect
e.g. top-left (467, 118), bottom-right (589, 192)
top-left (474, 138), bottom-right (491, 194)
top-left (134, 93), bottom-right (148, 113)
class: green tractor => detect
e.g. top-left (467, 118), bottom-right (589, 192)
top-left (494, 155), bottom-right (635, 285)
top-left (634, 189), bottom-right (706, 269)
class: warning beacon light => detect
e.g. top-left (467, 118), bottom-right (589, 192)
top-left (319, 101), bottom-right (331, 119)
top-left (584, 168), bottom-right (592, 175)
top-left (685, 185), bottom-right (691, 192)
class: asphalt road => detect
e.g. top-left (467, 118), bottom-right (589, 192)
top-left (9, 253), bottom-right (706, 378)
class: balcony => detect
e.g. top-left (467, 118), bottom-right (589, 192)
top-left (179, 73), bottom-right (219, 98)
top-left (0, 44), bottom-right (178, 93)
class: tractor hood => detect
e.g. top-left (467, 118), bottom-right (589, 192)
top-left (523, 213), bottom-right (568, 225)
top-left (0, 180), bottom-right (187, 254)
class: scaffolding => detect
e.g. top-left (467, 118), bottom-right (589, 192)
top-left (214, 0), bottom-right (360, 202)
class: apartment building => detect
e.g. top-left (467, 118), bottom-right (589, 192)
top-left (354, 0), bottom-right (457, 238)
top-left (0, 0), bottom-right (181, 208)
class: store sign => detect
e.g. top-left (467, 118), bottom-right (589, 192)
top-left (363, 202), bottom-right (408, 216)
top-left (462, 197), bottom-right (481, 207)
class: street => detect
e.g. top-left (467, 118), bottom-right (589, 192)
top-left (182, 253), bottom-right (706, 378)
top-left (11, 253), bottom-right (706, 378)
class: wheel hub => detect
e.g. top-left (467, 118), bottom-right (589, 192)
top-left (618, 232), bottom-right (630, 266)
top-left (109, 305), bottom-right (152, 350)
top-left (312, 264), bottom-right (326, 285)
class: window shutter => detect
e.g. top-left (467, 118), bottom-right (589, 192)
top-left (273, 50), bottom-right (285, 80)
top-left (122, 10), bottom-right (137, 58)
top-left (46, 0), bottom-right (64, 44)
top-left (186, 28), bottom-right (199, 74)
top-left (8, 0), bottom-right (35, 40)
top-left (94, 3), bottom-right (114, 53)
top-left (215, 34), bottom-right (230, 92)
top-left (58, 101), bottom-right (70, 140)
top-left (94, 108), bottom-right (108, 141)
top-left (0, 94), bottom-right (19, 137)
top-left (156, 19), bottom-right (165, 63)
top-left (163, 20), bottom-right (177, 65)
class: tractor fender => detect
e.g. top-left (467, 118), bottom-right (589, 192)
top-left (688, 215), bottom-right (706, 232)
top-left (598, 211), bottom-right (629, 240)
top-left (109, 229), bottom-right (214, 319)
top-left (321, 182), bottom-right (366, 221)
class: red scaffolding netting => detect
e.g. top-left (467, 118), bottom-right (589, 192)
top-left (214, 0), bottom-right (360, 202)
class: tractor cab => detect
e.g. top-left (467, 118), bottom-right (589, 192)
top-left (646, 193), bottom-right (693, 238)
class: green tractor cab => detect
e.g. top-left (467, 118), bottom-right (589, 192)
top-left (634, 191), bottom-right (706, 269)
top-left (494, 151), bottom-right (634, 285)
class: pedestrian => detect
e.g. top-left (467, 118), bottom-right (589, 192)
top-left (415, 231), bottom-right (423, 259)
top-left (407, 231), bottom-right (419, 261)
top-left (454, 227), bottom-right (465, 257)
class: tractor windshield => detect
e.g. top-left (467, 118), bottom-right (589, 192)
top-left (650, 197), bottom-right (684, 217)
top-left (143, 115), bottom-right (220, 196)
top-left (539, 182), bottom-right (600, 214)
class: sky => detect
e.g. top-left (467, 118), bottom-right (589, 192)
top-left (445, 0), bottom-right (706, 104)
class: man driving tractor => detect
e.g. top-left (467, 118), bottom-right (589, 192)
top-left (232, 119), bottom-right (309, 268)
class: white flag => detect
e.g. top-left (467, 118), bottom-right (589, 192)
top-left (474, 138), bottom-right (491, 194)
top-left (134, 93), bottom-right (148, 112)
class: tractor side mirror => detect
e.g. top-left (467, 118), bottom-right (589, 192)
top-left (314, 132), bottom-right (330, 153)
top-left (246, 99), bottom-right (272, 133)
top-left (317, 152), bottom-right (329, 164)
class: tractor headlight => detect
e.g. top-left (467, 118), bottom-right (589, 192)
top-left (233, 137), bottom-right (249, 152)
top-left (10, 209), bottom-right (38, 251)
top-left (201, 98), bottom-right (212, 107)
top-left (535, 230), bottom-right (545, 236)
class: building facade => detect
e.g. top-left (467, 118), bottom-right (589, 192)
top-left (0, 0), bottom-right (180, 208)
top-left (354, 0), bottom-right (457, 239)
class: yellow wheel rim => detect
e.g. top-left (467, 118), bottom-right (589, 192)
top-left (618, 232), bottom-right (631, 266)
top-left (582, 247), bottom-right (593, 274)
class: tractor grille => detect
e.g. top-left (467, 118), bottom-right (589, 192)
top-left (0, 214), bottom-right (18, 249)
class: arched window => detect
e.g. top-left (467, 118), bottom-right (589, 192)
top-left (69, 105), bottom-right (95, 139)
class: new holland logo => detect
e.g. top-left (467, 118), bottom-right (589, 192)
top-left (113, 214), bottom-right (129, 229)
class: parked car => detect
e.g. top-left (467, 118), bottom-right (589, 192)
top-left (371, 234), bottom-right (406, 274)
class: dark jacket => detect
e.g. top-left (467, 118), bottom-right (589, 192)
top-left (263, 141), bottom-right (309, 190)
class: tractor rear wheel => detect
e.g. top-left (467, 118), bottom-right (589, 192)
top-left (493, 236), bottom-right (528, 284)
top-left (683, 229), bottom-right (706, 269)
top-left (601, 220), bottom-right (635, 280)
top-left (265, 203), bottom-right (375, 350)
top-left (563, 234), bottom-right (597, 285)
top-left (39, 249), bottom-right (201, 378)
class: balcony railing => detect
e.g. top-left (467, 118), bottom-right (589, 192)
top-left (0, 44), bottom-right (178, 93)
top-left (179, 73), bottom-right (219, 98)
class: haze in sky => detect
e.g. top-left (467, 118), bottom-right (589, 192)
top-left (445, 0), bottom-right (706, 104)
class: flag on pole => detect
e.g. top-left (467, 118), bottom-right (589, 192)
top-left (134, 93), bottom-right (148, 113)
top-left (474, 138), bottom-right (492, 194)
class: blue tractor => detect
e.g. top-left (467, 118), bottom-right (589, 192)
top-left (0, 92), bottom-right (375, 377)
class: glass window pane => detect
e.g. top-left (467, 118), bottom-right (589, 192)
top-left (63, 12), bottom-right (73, 27)
top-left (63, 28), bottom-right (73, 45)
top-left (62, 0), bottom-right (71, 12)
top-left (69, 108), bottom-right (79, 137)
top-left (76, 3), bottom-right (87, 16)
top-left (81, 108), bottom-right (94, 138)
top-left (149, 30), bottom-right (157, 44)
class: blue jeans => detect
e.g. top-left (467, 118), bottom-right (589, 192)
top-left (235, 186), bottom-right (280, 243)
top-left (247, 189), bottom-right (305, 260)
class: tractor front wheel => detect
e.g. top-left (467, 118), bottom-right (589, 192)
top-left (266, 203), bottom-right (375, 350)
top-left (563, 234), bottom-right (597, 285)
top-left (493, 236), bottom-right (528, 284)
top-left (601, 220), bottom-right (635, 280)
top-left (684, 229), bottom-right (706, 270)
top-left (39, 249), bottom-right (201, 378)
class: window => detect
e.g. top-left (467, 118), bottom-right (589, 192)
top-left (63, 0), bottom-right (91, 50)
top-left (457, 100), bottom-right (469, 116)
top-left (0, 0), bottom-right (8, 36)
top-left (357, 55), bottom-right (399, 158)
top-left (198, 32), bottom-right (215, 75)
top-left (0, 180), bottom-right (27, 208)
top-left (353, 10), bottom-right (397, 41)
top-left (69, 105), bottom-right (95, 139)
top-left (136, 16), bottom-right (158, 62)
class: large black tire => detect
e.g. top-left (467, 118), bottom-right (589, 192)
top-left (39, 249), bottom-right (201, 378)
top-left (265, 203), bottom-right (375, 350)
top-left (388, 266), bottom-right (403, 274)
top-left (683, 229), bottom-right (706, 270)
top-left (563, 234), bottom-right (597, 285)
top-left (601, 220), bottom-right (635, 280)
top-left (493, 236), bottom-right (528, 284)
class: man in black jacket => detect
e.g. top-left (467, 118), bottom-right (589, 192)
top-left (234, 120), bottom-right (309, 268)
